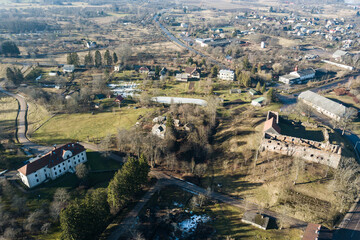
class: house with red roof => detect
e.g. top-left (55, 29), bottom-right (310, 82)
top-left (17, 143), bottom-right (87, 188)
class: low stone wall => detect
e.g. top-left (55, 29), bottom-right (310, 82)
top-left (261, 133), bottom-right (341, 168)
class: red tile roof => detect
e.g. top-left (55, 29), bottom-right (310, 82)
top-left (18, 143), bottom-right (85, 176)
top-left (302, 223), bottom-right (332, 240)
top-left (263, 117), bottom-right (281, 134)
top-left (185, 67), bottom-right (198, 74)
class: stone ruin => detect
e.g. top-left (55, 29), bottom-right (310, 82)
top-left (260, 111), bottom-right (342, 169)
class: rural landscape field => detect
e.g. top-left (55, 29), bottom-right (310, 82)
top-left (1, 0), bottom-right (360, 239)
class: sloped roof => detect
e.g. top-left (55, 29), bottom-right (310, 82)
top-left (252, 97), bottom-right (265, 103)
top-left (185, 67), bottom-right (199, 74)
top-left (18, 143), bottom-right (85, 176)
top-left (263, 117), bottom-right (281, 134)
top-left (298, 90), bottom-right (347, 118)
top-left (332, 50), bottom-right (348, 58)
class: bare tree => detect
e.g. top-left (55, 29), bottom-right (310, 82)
top-left (75, 163), bottom-right (89, 180)
top-left (339, 107), bottom-right (358, 135)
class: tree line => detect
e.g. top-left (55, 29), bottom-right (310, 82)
top-left (67, 50), bottom-right (118, 67)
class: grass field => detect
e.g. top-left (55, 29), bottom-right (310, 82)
top-left (31, 107), bottom-right (154, 145)
top-left (27, 100), bottom-right (52, 135)
top-left (0, 92), bottom-right (18, 139)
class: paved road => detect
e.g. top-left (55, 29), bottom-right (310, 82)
top-left (108, 170), bottom-right (307, 240)
top-left (334, 197), bottom-right (360, 240)
top-left (154, 14), bottom-right (225, 68)
top-left (0, 84), bottom-right (51, 155)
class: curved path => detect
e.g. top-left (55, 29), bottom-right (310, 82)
top-left (0, 84), bottom-right (51, 155)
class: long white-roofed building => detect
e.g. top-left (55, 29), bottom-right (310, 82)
top-left (298, 90), bottom-right (348, 121)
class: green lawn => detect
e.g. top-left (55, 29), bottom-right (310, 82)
top-left (31, 107), bottom-right (153, 145)
top-left (86, 152), bottom-right (122, 171)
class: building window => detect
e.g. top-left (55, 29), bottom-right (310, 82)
top-left (35, 174), bottom-right (37, 177)
top-left (36, 179), bottom-right (39, 182)
top-left (82, 157), bottom-right (84, 160)
top-left (63, 167), bottom-right (66, 170)
top-left (68, 160), bottom-right (70, 163)
top-left (62, 163), bottom-right (65, 166)
top-left (55, 172), bottom-right (57, 175)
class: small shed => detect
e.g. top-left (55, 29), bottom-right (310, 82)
top-left (241, 212), bottom-right (269, 230)
top-left (249, 89), bottom-right (259, 96)
top-left (251, 97), bottom-right (266, 107)
top-left (63, 65), bottom-right (75, 73)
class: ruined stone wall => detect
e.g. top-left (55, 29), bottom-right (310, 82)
top-left (261, 133), bottom-right (342, 168)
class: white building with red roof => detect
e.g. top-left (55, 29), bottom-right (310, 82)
top-left (17, 143), bottom-right (87, 188)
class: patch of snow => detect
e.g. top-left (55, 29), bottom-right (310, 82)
top-left (178, 215), bottom-right (210, 233)
top-left (173, 202), bottom-right (184, 208)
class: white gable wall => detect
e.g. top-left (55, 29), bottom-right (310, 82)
top-left (20, 150), bottom-right (87, 188)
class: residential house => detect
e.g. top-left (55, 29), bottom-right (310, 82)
top-left (160, 67), bottom-right (167, 76)
top-left (302, 223), bottom-right (332, 240)
top-left (176, 73), bottom-right (190, 82)
top-left (115, 95), bottom-right (124, 103)
top-left (17, 143), bottom-right (87, 188)
top-left (218, 69), bottom-right (235, 81)
top-left (63, 65), bottom-right (75, 73)
top-left (298, 90), bottom-right (348, 121)
top-left (139, 66), bottom-right (150, 74)
top-left (251, 97), bottom-right (266, 107)
top-left (114, 64), bottom-right (122, 72)
top-left (185, 67), bottom-right (200, 79)
top-left (86, 41), bottom-right (97, 49)
top-left (152, 124), bottom-right (166, 139)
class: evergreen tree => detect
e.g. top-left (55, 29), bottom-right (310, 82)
top-left (242, 56), bottom-right (251, 70)
top-left (211, 65), bottom-right (219, 78)
top-left (107, 156), bottom-right (149, 212)
top-left (187, 57), bottom-right (194, 65)
top-left (155, 66), bottom-right (161, 76)
top-left (255, 82), bottom-right (261, 91)
top-left (104, 50), bottom-right (112, 66)
top-left (1, 41), bottom-right (20, 57)
top-left (261, 84), bottom-right (266, 94)
top-left (6, 67), bottom-right (23, 85)
top-left (84, 51), bottom-right (93, 66)
top-left (113, 52), bottom-right (118, 64)
top-left (95, 50), bottom-right (102, 68)
top-left (60, 189), bottom-right (109, 240)
top-left (267, 87), bottom-right (276, 103)
top-left (67, 53), bottom-right (80, 66)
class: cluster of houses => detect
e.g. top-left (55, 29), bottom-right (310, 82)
top-left (17, 143), bottom-right (87, 188)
